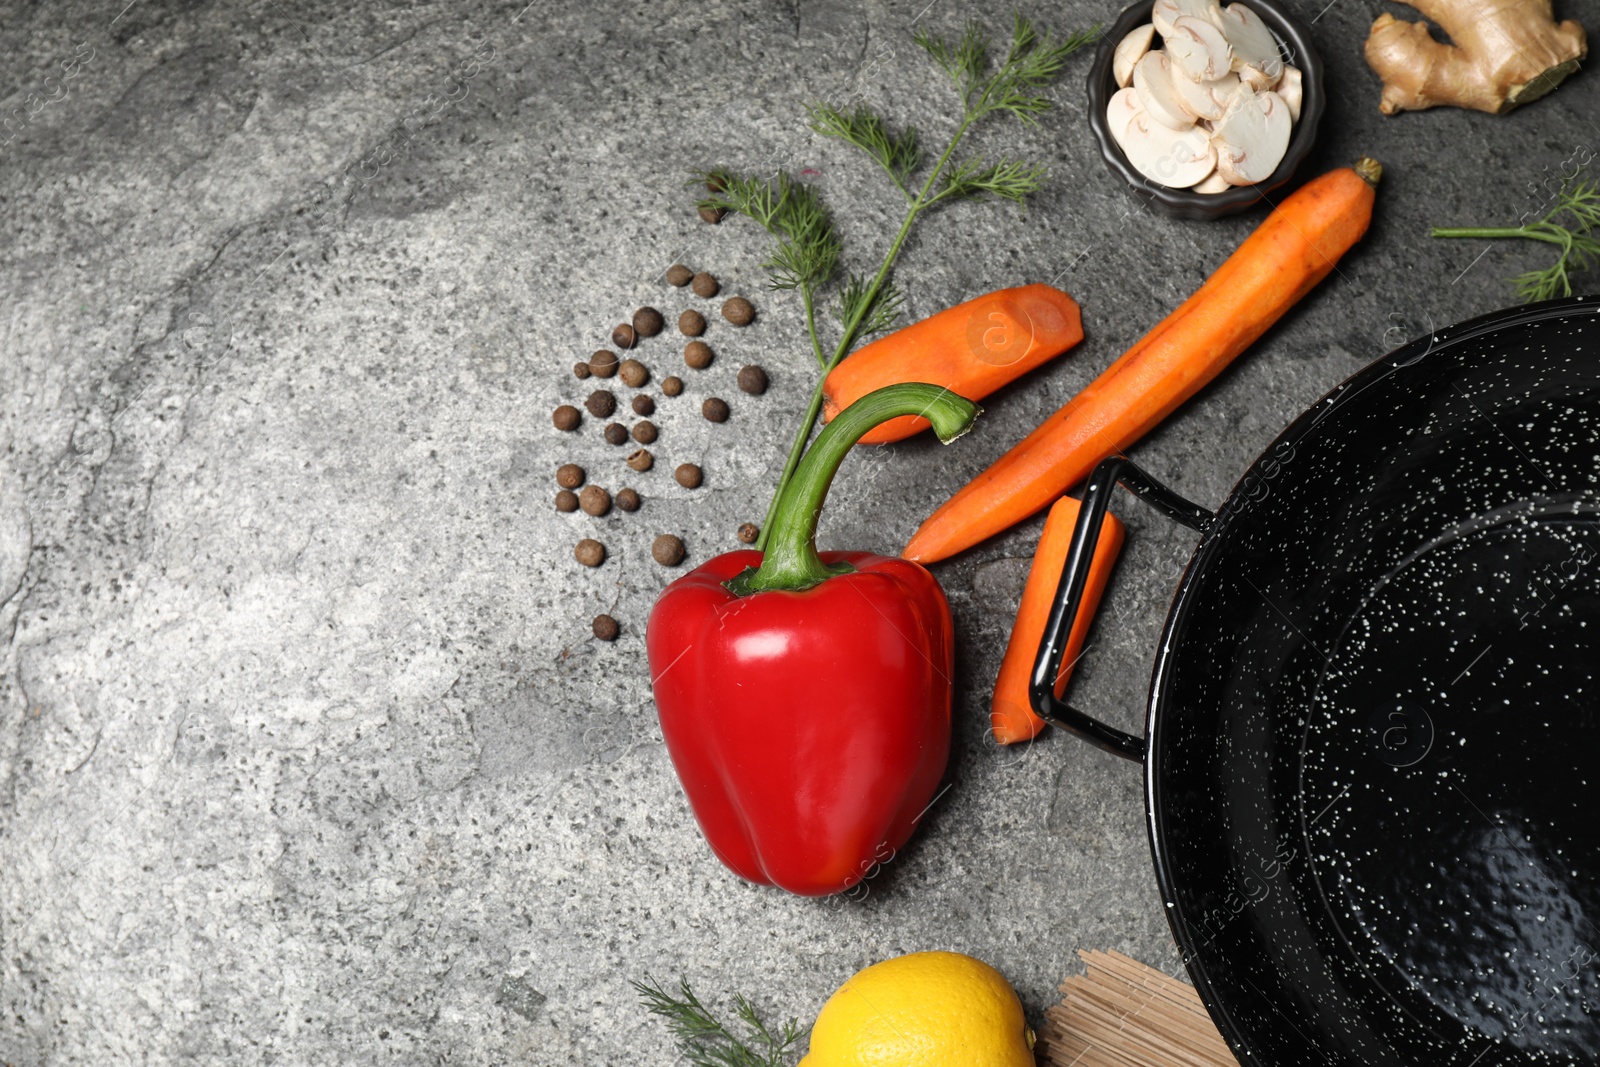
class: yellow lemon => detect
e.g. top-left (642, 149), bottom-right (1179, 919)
top-left (799, 951), bottom-right (1036, 1067)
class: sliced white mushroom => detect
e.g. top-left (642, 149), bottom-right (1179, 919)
top-left (1166, 16), bottom-right (1233, 82)
top-left (1132, 51), bottom-right (1195, 131)
top-left (1113, 24), bottom-right (1157, 88)
top-left (1152, 0), bottom-right (1224, 38)
top-left (1122, 112), bottom-right (1217, 188)
top-left (1173, 69), bottom-right (1242, 121)
top-left (1276, 65), bottom-right (1303, 121)
top-left (1106, 87), bottom-right (1145, 150)
top-left (1219, 3), bottom-right (1284, 90)
top-left (1192, 170), bottom-right (1233, 194)
top-left (1211, 86), bottom-right (1292, 185)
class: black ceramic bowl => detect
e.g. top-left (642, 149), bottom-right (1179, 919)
top-left (1085, 0), bottom-right (1325, 220)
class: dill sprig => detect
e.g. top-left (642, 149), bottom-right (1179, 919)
top-left (837, 273), bottom-right (905, 338)
top-left (806, 104), bottom-right (920, 196)
top-left (918, 14), bottom-right (1098, 125)
top-left (634, 975), bottom-right (803, 1067)
top-left (1433, 178), bottom-right (1600, 303)
top-left (699, 12), bottom-right (1095, 549)
top-left (695, 169), bottom-right (843, 367)
top-left (696, 169), bottom-right (842, 296)
top-left (932, 156), bottom-right (1049, 206)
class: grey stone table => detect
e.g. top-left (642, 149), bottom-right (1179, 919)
top-left (2, 0), bottom-right (1596, 1061)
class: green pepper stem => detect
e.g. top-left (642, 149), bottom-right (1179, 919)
top-left (726, 383), bottom-right (980, 595)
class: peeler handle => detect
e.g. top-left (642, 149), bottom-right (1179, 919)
top-left (1029, 456), bottom-right (1213, 761)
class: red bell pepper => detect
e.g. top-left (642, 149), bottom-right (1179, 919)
top-left (646, 383), bottom-right (981, 897)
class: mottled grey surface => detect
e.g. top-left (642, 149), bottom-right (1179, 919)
top-left (1, 0), bottom-right (1596, 1062)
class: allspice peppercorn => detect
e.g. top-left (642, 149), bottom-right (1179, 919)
top-left (684, 341), bottom-right (713, 370)
top-left (556, 490), bottom-right (579, 512)
top-left (632, 307), bottom-right (665, 338)
top-left (652, 534), bottom-right (686, 566)
top-left (666, 263), bottom-right (693, 287)
top-left (616, 487), bottom-right (641, 512)
top-left (632, 420), bottom-right (658, 444)
top-left (573, 361), bottom-right (592, 380)
top-left (585, 390), bottom-right (616, 418)
top-left (592, 614), bottom-right (620, 641)
top-left (589, 350), bottom-right (619, 377)
top-left (698, 205), bottom-right (725, 225)
top-left (553, 404), bottom-right (581, 431)
top-left (575, 538), bottom-right (606, 567)
top-left (722, 297), bottom-right (755, 326)
top-left (678, 309), bottom-right (706, 337)
top-left (603, 422), bottom-right (629, 446)
top-left (579, 485), bottom-right (611, 516)
top-left (618, 359), bottom-right (649, 388)
top-left (611, 324), bottom-right (636, 350)
top-left (674, 463), bottom-right (703, 489)
top-left (631, 394), bottom-right (655, 417)
top-left (691, 272), bottom-right (719, 298)
top-left (661, 376), bottom-right (684, 397)
top-left (556, 463), bottom-right (585, 489)
top-left (702, 397), bottom-right (730, 423)
top-left (737, 365), bottom-right (768, 395)
top-left (626, 449), bottom-right (654, 472)
top-left (737, 522), bottom-right (759, 544)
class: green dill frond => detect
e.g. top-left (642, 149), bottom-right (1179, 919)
top-left (837, 273), bottom-right (905, 336)
top-left (695, 167), bottom-right (738, 198)
top-left (975, 16), bottom-right (1100, 125)
top-left (808, 103), bottom-right (920, 195)
top-left (911, 15), bottom-right (1096, 122)
top-left (861, 281), bottom-right (905, 335)
top-left (695, 169), bottom-right (842, 293)
top-left (913, 20), bottom-right (988, 101)
top-left (935, 157), bottom-right (1047, 205)
top-left (634, 976), bottom-right (803, 1067)
top-left (1433, 176), bottom-right (1600, 303)
top-left (1556, 178), bottom-right (1600, 230)
top-left (1510, 231), bottom-right (1597, 302)
top-left (733, 993), bottom-right (802, 1058)
top-left (635, 976), bottom-right (710, 1037)
top-left (1512, 263), bottom-right (1569, 303)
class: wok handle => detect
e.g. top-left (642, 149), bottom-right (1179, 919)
top-left (1029, 456), bottom-right (1214, 762)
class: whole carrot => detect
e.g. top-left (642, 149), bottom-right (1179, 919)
top-left (990, 495), bottom-right (1125, 744)
top-left (904, 158), bottom-right (1382, 563)
top-left (822, 284), bottom-right (1084, 445)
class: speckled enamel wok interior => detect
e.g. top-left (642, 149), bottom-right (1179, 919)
top-left (1072, 298), bottom-right (1600, 1065)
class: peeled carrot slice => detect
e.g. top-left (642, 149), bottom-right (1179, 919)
top-left (822, 283), bottom-right (1083, 445)
top-left (990, 495), bottom-right (1126, 745)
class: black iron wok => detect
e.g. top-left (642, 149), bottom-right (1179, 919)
top-left (1032, 298), bottom-right (1600, 1066)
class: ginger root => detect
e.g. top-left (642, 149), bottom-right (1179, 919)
top-left (1365, 0), bottom-right (1587, 114)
